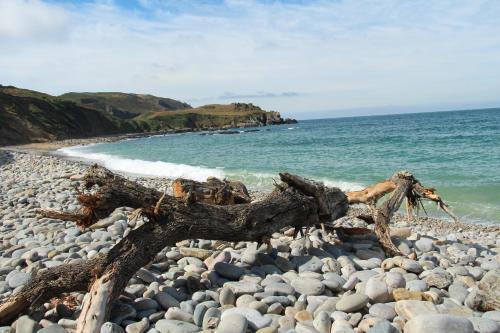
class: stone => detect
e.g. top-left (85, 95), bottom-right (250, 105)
top-left (392, 288), bottom-right (432, 302)
top-left (368, 320), bottom-right (398, 333)
top-left (465, 288), bottom-right (486, 310)
top-left (101, 322), bottom-right (125, 333)
top-left (136, 268), bottom-right (157, 283)
top-left (478, 270), bottom-right (500, 311)
top-left (133, 298), bottom-right (159, 311)
top-left (365, 276), bottom-right (390, 303)
top-left (395, 300), bottom-right (438, 320)
top-left (468, 317), bottom-right (500, 333)
top-left (58, 319), bottom-right (77, 330)
top-left (219, 287), bottom-right (235, 306)
top-left (406, 279), bottom-right (428, 292)
top-left (155, 292), bottom-right (180, 310)
top-left (110, 302), bottom-right (137, 325)
top-left (224, 281), bottom-right (263, 295)
top-left (293, 256), bottom-right (324, 273)
top-left (335, 294), bottom-right (369, 313)
top-left (294, 310), bottom-right (313, 322)
top-left (15, 315), bottom-right (40, 333)
top-left (7, 270), bottom-right (30, 288)
top-left (264, 282), bottom-right (295, 296)
top-left (202, 307), bottom-right (221, 330)
top-left (164, 308), bottom-right (193, 322)
top-left (369, 303), bottom-right (397, 320)
top-left (221, 307), bottom-right (272, 330)
top-left (313, 311), bottom-right (331, 333)
top-left (193, 304), bottom-right (208, 326)
top-left (449, 283), bottom-right (469, 304)
top-left (37, 325), bottom-right (69, 333)
top-left (331, 318), bottom-right (354, 333)
top-left (125, 318), bottom-right (149, 333)
top-left (295, 322), bottom-right (318, 333)
top-left (415, 238), bottom-right (434, 252)
top-left (216, 314), bottom-right (247, 333)
top-left (483, 311), bottom-right (500, 322)
top-left (214, 262), bottom-right (245, 280)
top-left (423, 270), bottom-right (453, 289)
top-left (155, 319), bottom-right (200, 333)
top-left (404, 314), bottom-right (473, 333)
top-left (291, 278), bottom-right (324, 296)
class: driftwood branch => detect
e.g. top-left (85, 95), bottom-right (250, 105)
top-left (347, 173), bottom-right (458, 223)
top-left (0, 165), bottom-right (349, 327)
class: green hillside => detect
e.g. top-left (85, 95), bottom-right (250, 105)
top-left (0, 87), bottom-right (140, 146)
top-left (59, 92), bottom-right (192, 119)
top-left (0, 85), bottom-right (296, 146)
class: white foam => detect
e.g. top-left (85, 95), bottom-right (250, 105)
top-left (320, 178), bottom-right (365, 192)
top-left (58, 146), bottom-right (224, 181)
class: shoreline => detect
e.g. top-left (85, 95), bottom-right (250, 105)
top-left (2, 135), bottom-right (500, 227)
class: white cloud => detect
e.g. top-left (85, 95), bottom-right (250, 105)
top-left (0, 0), bottom-right (499, 117)
top-left (0, 0), bottom-right (69, 41)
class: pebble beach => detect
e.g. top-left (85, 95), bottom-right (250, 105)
top-left (0, 150), bottom-right (499, 333)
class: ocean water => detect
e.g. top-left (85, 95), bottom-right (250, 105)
top-left (60, 108), bottom-right (500, 224)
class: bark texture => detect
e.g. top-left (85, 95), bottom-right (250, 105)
top-left (172, 177), bottom-right (251, 205)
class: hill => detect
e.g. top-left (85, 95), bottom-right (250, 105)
top-left (0, 85), bottom-right (296, 146)
top-left (59, 92), bottom-right (191, 119)
top-left (140, 103), bottom-right (296, 130)
top-left (0, 86), bottom-right (140, 146)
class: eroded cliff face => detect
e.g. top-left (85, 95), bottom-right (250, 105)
top-left (0, 87), bottom-right (298, 146)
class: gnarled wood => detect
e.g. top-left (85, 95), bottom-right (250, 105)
top-left (347, 179), bottom-right (397, 205)
top-left (172, 177), bottom-right (251, 205)
top-left (348, 174), bottom-right (458, 223)
top-left (0, 165), bottom-right (348, 327)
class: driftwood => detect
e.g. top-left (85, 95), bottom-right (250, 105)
top-left (0, 166), bottom-right (456, 331)
top-left (172, 177), bottom-right (251, 205)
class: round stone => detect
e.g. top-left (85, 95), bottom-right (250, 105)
top-left (154, 319), bottom-right (200, 333)
top-left (214, 262), bottom-right (245, 280)
top-left (468, 317), bottom-right (500, 333)
top-left (335, 294), bottom-right (369, 313)
top-left (216, 314), bottom-right (247, 333)
top-left (221, 307), bottom-right (272, 330)
top-left (404, 314), bottom-right (473, 333)
top-left (7, 271), bottom-right (30, 288)
top-left (369, 303), bottom-right (397, 320)
top-left (219, 287), bottom-right (235, 306)
top-left (291, 278), bottom-right (324, 296)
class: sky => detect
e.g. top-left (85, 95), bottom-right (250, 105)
top-left (1, 0), bottom-right (500, 119)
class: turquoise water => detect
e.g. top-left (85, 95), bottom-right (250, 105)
top-left (61, 108), bottom-right (500, 224)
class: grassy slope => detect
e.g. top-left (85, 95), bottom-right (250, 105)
top-left (0, 86), bottom-right (140, 146)
top-left (59, 92), bottom-right (192, 119)
top-left (140, 103), bottom-right (272, 129)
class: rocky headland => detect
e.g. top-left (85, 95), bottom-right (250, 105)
top-left (0, 151), bottom-right (499, 333)
top-left (0, 85), bottom-right (297, 146)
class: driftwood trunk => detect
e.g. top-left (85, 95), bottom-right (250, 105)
top-left (0, 166), bottom-right (455, 331)
top-left (172, 177), bottom-right (251, 205)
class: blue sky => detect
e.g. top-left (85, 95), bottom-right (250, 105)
top-left (1, 0), bottom-right (500, 119)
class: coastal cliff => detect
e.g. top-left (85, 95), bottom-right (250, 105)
top-left (0, 85), bottom-right (297, 146)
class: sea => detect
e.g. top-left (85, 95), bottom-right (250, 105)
top-left (59, 108), bottom-right (500, 224)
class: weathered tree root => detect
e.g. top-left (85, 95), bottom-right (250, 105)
top-left (0, 166), bottom-right (455, 330)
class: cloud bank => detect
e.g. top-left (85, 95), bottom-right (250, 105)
top-left (1, 0), bottom-right (500, 117)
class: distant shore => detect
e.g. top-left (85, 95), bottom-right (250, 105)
top-left (0, 125), bottom-right (271, 154)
